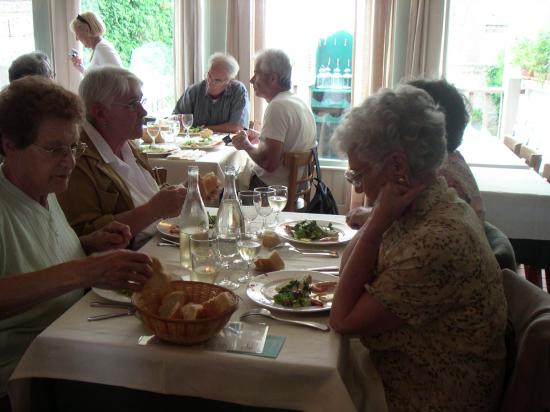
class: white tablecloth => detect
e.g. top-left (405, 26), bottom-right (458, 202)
top-left (471, 166), bottom-right (550, 240)
top-left (147, 144), bottom-right (250, 188)
top-left (9, 213), bottom-right (376, 412)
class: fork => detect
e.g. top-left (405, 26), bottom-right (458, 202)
top-left (240, 308), bottom-right (330, 331)
top-left (271, 242), bottom-right (338, 258)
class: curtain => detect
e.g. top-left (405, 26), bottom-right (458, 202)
top-left (404, 0), bottom-right (449, 79)
top-left (174, 0), bottom-right (204, 99)
top-left (226, 0), bottom-right (265, 129)
top-left (350, 0), bottom-right (397, 209)
top-left (49, 0), bottom-right (81, 93)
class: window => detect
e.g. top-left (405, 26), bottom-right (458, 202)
top-left (446, 0), bottom-right (550, 164)
top-left (0, 0), bottom-right (35, 88)
top-left (80, 0), bottom-right (175, 117)
top-left (264, 0), bottom-right (356, 161)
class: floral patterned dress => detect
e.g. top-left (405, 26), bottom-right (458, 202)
top-left (362, 178), bottom-right (506, 412)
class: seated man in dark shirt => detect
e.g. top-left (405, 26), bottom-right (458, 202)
top-left (173, 52), bottom-right (249, 133)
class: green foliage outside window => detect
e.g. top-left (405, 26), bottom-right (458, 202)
top-left (485, 50), bottom-right (504, 111)
top-left (512, 30), bottom-right (550, 81)
top-left (81, 0), bottom-right (173, 67)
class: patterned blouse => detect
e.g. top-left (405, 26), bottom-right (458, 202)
top-left (363, 178), bottom-right (506, 412)
top-left (439, 150), bottom-right (485, 221)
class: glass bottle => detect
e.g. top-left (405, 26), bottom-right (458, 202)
top-left (332, 58), bottom-right (342, 89)
top-left (179, 166), bottom-right (208, 269)
top-left (215, 166), bottom-right (244, 290)
top-left (343, 59), bottom-right (352, 89)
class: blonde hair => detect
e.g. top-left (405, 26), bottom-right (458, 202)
top-left (70, 11), bottom-right (105, 37)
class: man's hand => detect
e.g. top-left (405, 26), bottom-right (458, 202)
top-left (80, 221), bottom-right (132, 255)
top-left (232, 130), bottom-right (252, 151)
top-left (148, 185), bottom-right (187, 220)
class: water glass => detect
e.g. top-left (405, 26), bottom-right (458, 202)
top-left (267, 185), bottom-right (288, 224)
top-left (190, 233), bottom-right (220, 284)
top-left (168, 115), bottom-right (181, 137)
top-left (215, 229), bottom-right (240, 290)
top-left (237, 231), bottom-right (261, 283)
top-left (254, 187), bottom-right (275, 231)
top-left (159, 119), bottom-right (176, 143)
top-left (181, 113), bottom-right (194, 138)
top-left (146, 121), bottom-right (159, 143)
top-left (238, 190), bottom-right (261, 232)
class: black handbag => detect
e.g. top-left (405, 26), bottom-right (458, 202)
top-left (305, 149), bottom-right (339, 215)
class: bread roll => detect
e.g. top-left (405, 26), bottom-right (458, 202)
top-left (200, 128), bottom-right (213, 138)
top-left (201, 291), bottom-right (235, 318)
top-left (254, 251), bottom-right (285, 272)
top-left (261, 231), bottom-right (280, 248)
top-left (158, 290), bottom-right (187, 319)
top-left (180, 303), bottom-right (204, 320)
top-left (144, 258), bottom-right (171, 291)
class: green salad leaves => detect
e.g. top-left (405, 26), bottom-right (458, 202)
top-left (273, 275), bottom-right (313, 307)
top-left (290, 220), bottom-right (337, 241)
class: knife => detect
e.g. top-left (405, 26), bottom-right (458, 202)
top-left (307, 266), bottom-right (340, 274)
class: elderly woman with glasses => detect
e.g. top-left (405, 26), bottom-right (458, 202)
top-left (0, 76), bottom-right (153, 406)
top-left (58, 66), bottom-right (186, 248)
top-left (69, 11), bottom-right (122, 74)
top-left (330, 86), bottom-right (506, 412)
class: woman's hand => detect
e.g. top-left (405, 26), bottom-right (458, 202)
top-left (346, 207), bottom-right (372, 229)
top-left (80, 221), bottom-right (132, 255)
top-left (148, 185), bottom-right (187, 219)
top-left (85, 250), bottom-right (153, 291)
top-left (70, 55), bottom-right (84, 73)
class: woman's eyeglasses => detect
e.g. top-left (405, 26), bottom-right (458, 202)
top-left (344, 167), bottom-right (369, 188)
top-left (32, 142), bottom-right (88, 159)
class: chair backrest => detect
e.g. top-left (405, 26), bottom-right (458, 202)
top-left (283, 150), bottom-right (316, 212)
top-left (503, 136), bottom-right (522, 156)
top-left (484, 221), bottom-right (517, 271)
top-left (519, 145), bottom-right (542, 173)
top-left (500, 268), bottom-right (550, 412)
top-left (542, 163), bottom-right (550, 182)
top-left (152, 167), bottom-right (167, 186)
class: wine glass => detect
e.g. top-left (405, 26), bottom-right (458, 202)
top-left (267, 185), bottom-right (288, 224)
top-left (181, 114), bottom-right (194, 139)
top-left (159, 118), bottom-right (175, 144)
top-left (238, 190), bottom-right (261, 233)
top-left (146, 121), bottom-right (159, 145)
top-left (215, 227), bottom-right (240, 290)
top-left (254, 187), bottom-right (275, 232)
top-left (237, 231), bottom-right (261, 283)
top-left (169, 115), bottom-right (181, 138)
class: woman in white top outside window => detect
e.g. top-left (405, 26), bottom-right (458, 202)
top-left (69, 11), bottom-right (123, 74)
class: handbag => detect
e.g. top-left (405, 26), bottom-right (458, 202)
top-left (305, 149), bottom-right (339, 215)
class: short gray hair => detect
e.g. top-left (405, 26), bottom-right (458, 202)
top-left (8, 51), bottom-right (52, 82)
top-left (79, 66), bottom-right (143, 122)
top-left (255, 49), bottom-right (292, 91)
top-left (331, 85), bottom-right (446, 178)
top-left (208, 52), bottom-right (240, 80)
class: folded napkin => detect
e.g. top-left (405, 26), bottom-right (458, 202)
top-left (167, 150), bottom-right (206, 160)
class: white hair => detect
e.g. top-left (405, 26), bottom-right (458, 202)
top-left (331, 85), bottom-right (447, 177)
top-left (254, 49), bottom-right (292, 91)
top-left (207, 52), bottom-right (240, 80)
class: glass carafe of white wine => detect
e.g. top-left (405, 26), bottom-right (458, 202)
top-left (215, 166), bottom-right (245, 290)
top-left (179, 166), bottom-right (208, 269)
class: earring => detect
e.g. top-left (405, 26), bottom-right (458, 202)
top-left (397, 176), bottom-right (406, 185)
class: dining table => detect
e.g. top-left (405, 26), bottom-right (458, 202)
top-left (8, 212), bottom-right (383, 412)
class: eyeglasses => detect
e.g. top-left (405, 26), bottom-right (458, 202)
top-left (207, 73), bottom-right (229, 86)
top-left (112, 97), bottom-right (147, 111)
top-left (344, 167), bottom-right (368, 188)
top-left (31, 142), bottom-right (87, 159)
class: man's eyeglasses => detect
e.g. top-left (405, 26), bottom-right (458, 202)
top-left (112, 97), bottom-right (147, 111)
top-left (207, 73), bottom-right (229, 86)
top-left (32, 142), bottom-right (87, 159)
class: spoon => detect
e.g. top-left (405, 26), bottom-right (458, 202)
top-left (240, 308), bottom-right (330, 332)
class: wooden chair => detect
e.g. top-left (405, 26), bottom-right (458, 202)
top-left (152, 167), bottom-right (167, 186)
top-left (283, 150), bottom-right (316, 212)
top-left (503, 136), bottom-right (522, 156)
top-left (500, 268), bottom-right (550, 411)
top-left (542, 163), bottom-right (550, 182)
top-left (519, 145), bottom-right (542, 173)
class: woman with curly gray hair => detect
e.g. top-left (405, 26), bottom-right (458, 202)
top-left (330, 86), bottom-right (506, 412)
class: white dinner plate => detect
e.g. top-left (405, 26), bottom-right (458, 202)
top-left (92, 287), bottom-right (132, 304)
top-left (179, 135), bottom-right (224, 150)
top-left (275, 220), bottom-right (356, 246)
top-left (139, 144), bottom-right (178, 158)
top-left (246, 270), bottom-right (338, 313)
top-left (157, 217), bottom-right (180, 240)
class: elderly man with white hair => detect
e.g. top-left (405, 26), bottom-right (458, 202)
top-left (173, 52), bottom-right (249, 133)
top-left (232, 49), bottom-right (316, 189)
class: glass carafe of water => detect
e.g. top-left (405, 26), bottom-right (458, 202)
top-left (179, 166), bottom-right (208, 269)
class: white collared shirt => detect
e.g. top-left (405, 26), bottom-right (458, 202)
top-left (83, 121), bottom-right (159, 236)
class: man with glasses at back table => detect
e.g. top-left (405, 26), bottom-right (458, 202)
top-left (173, 53), bottom-right (249, 134)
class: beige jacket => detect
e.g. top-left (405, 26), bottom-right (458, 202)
top-left (57, 131), bottom-right (153, 236)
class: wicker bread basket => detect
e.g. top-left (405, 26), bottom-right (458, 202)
top-left (132, 281), bottom-right (239, 345)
